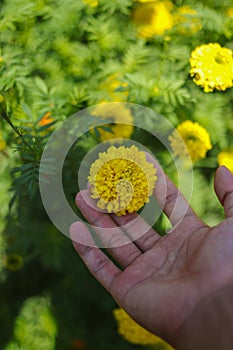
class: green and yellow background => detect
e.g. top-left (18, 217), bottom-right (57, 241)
top-left (0, 0), bottom-right (233, 349)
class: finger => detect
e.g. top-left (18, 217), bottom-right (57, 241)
top-left (111, 212), bottom-right (160, 252)
top-left (146, 153), bottom-right (206, 231)
top-left (70, 222), bottom-right (121, 291)
top-left (214, 166), bottom-right (233, 218)
top-left (76, 190), bottom-right (142, 267)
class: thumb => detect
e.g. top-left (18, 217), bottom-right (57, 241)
top-left (214, 166), bottom-right (233, 218)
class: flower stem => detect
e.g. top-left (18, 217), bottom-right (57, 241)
top-left (1, 111), bottom-right (32, 150)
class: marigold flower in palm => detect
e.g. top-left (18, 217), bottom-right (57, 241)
top-left (132, 1), bottom-right (174, 39)
top-left (88, 145), bottom-right (157, 216)
top-left (169, 120), bottom-right (212, 162)
top-left (217, 150), bottom-right (233, 173)
top-left (113, 308), bottom-right (174, 348)
top-left (91, 104), bottom-right (133, 142)
top-left (190, 43), bottom-right (233, 92)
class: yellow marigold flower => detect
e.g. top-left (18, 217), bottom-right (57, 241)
top-left (132, 1), bottom-right (174, 39)
top-left (82, 0), bottom-right (98, 7)
top-left (169, 120), bottom-right (212, 162)
top-left (0, 132), bottom-right (6, 151)
top-left (113, 308), bottom-right (174, 348)
top-left (3, 254), bottom-right (24, 271)
top-left (100, 73), bottom-right (129, 102)
top-left (217, 150), bottom-right (233, 173)
top-left (190, 43), bottom-right (233, 92)
top-left (88, 145), bottom-right (157, 216)
top-left (91, 104), bottom-right (133, 142)
top-left (174, 5), bottom-right (202, 34)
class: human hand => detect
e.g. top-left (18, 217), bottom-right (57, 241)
top-left (70, 157), bottom-right (233, 348)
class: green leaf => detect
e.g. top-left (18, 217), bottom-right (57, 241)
top-left (22, 104), bottom-right (33, 119)
top-left (34, 77), bottom-right (48, 95)
top-left (93, 127), bottom-right (101, 139)
top-left (99, 125), bottom-right (115, 134)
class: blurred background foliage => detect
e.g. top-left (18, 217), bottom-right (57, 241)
top-left (0, 0), bottom-right (233, 349)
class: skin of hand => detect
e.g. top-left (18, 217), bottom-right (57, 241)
top-left (70, 156), bottom-right (233, 348)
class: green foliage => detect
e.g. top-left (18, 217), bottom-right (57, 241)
top-left (4, 296), bottom-right (57, 350)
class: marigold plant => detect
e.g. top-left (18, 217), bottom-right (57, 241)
top-left (132, 1), bottom-right (174, 38)
top-left (190, 43), bottom-right (233, 92)
top-left (169, 120), bottom-right (212, 162)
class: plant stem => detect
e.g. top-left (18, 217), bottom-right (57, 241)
top-left (1, 111), bottom-right (32, 150)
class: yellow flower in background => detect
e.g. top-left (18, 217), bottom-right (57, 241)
top-left (88, 145), bottom-right (157, 216)
top-left (3, 254), bottom-right (24, 271)
top-left (132, 1), bottom-right (174, 39)
top-left (100, 73), bottom-right (129, 102)
top-left (91, 103), bottom-right (133, 141)
top-left (169, 120), bottom-right (212, 162)
top-left (217, 150), bottom-right (233, 173)
top-left (82, 0), bottom-right (98, 7)
top-left (0, 132), bottom-right (6, 151)
top-left (190, 43), bottom-right (233, 92)
top-left (226, 7), bottom-right (233, 17)
top-left (174, 5), bottom-right (202, 34)
top-left (113, 309), bottom-right (174, 348)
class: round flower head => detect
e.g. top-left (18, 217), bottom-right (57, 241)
top-left (132, 1), bottom-right (174, 39)
top-left (88, 145), bottom-right (157, 216)
top-left (217, 150), bottom-right (233, 173)
top-left (91, 103), bottom-right (133, 142)
top-left (169, 120), bottom-right (212, 162)
top-left (113, 308), bottom-right (173, 348)
top-left (190, 43), bottom-right (233, 92)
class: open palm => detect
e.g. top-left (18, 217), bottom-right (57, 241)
top-left (70, 161), bottom-right (233, 347)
